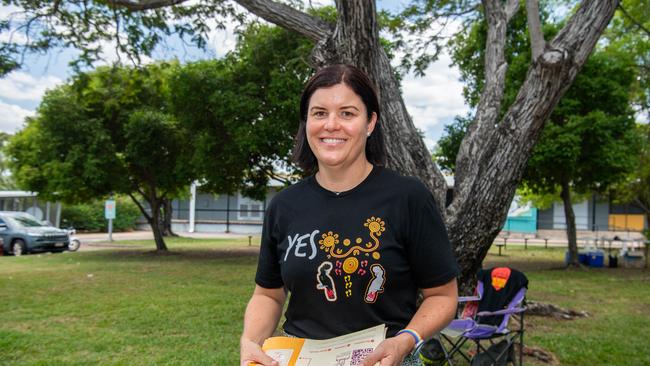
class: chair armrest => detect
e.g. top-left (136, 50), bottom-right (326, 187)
top-left (476, 307), bottom-right (526, 317)
top-left (458, 295), bottom-right (481, 302)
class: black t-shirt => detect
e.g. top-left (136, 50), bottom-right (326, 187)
top-left (255, 166), bottom-right (459, 339)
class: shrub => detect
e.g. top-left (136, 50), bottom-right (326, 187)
top-left (61, 196), bottom-right (142, 232)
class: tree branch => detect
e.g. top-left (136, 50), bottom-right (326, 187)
top-left (448, 0), bottom-right (619, 278)
top-left (107, 0), bottom-right (189, 11)
top-left (633, 197), bottom-right (650, 215)
top-left (234, 0), bottom-right (332, 42)
top-left (128, 192), bottom-right (152, 222)
top-left (453, 0), bottom-right (513, 199)
top-left (526, 0), bottom-right (546, 61)
top-left (617, 3), bottom-right (650, 37)
top-left (505, 0), bottom-right (519, 21)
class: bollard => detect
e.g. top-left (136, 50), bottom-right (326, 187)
top-left (544, 238), bottom-right (548, 249)
top-left (503, 237), bottom-right (508, 249)
top-left (524, 238), bottom-right (528, 250)
top-left (248, 235), bottom-right (252, 246)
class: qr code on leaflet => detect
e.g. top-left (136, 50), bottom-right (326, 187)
top-left (350, 348), bottom-right (373, 365)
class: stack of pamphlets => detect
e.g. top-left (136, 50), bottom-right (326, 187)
top-left (257, 324), bottom-right (386, 366)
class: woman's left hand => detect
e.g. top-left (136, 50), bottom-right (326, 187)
top-left (360, 333), bottom-right (414, 366)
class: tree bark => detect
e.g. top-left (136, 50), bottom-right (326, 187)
top-left (231, 0), bottom-right (448, 210)
top-left (235, 0), bottom-right (333, 42)
top-left (128, 192), bottom-right (168, 251)
top-left (162, 198), bottom-right (178, 237)
top-left (108, 0), bottom-right (619, 287)
top-left (561, 180), bottom-right (580, 266)
top-left (525, 0), bottom-right (546, 61)
top-left (149, 198), bottom-right (168, 251)
top-left (448, 0), bottom-right (617, 289)
top-left (211, 0), bottom-right (616, 288)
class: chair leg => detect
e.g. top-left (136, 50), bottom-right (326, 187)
top-left (441, 333), bottom-right (472, 364)
top-left (519, 311), bottom-right (525, 365)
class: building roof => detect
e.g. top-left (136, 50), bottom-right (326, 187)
top-left (0, 191), bottom-right (38, 198)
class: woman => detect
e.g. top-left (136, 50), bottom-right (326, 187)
top-left (240, 64), bottom-right (458, 366)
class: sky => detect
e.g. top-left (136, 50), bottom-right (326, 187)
top-left (0, 0), bottom-right (469, 151)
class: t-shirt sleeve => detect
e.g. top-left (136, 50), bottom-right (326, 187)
top-left (255, 201), bottom-right (284, 289)
top-left (405, 181), bottom-right (459, 288)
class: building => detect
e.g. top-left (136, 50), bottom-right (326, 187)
top-left (161, 183), bottom-right (280, 234)
top-left (536, 196), bottom-right (647, 232)
top-left (164, 184), bottom-right (648, 235)
top-left (0, 191), bottom-right (62, 226)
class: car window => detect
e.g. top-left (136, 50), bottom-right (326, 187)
top-left (7, 216), bottom-right (44, 228)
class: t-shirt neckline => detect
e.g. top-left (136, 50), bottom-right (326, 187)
top-left (309, 165), bottom-right (381, 198)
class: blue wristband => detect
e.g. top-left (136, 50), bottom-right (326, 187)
top-left (396, 329), bottom-right (423, 351)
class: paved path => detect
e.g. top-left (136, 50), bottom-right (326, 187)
top-left (77, 231), bottom-right (251, 242)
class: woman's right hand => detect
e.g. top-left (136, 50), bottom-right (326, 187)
top-left (240, 337), bottom-right (279, 366)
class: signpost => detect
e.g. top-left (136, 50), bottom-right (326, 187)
top-left (105, 199), bottom-right (116, 242)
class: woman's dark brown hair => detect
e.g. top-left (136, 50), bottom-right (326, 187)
top-left (292, 64), bottom-right (386, 173)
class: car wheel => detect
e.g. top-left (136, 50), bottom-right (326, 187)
top-left (12, 239), bottom-right (26, 256)
top-left (68, 239), bottom-right (81, 252)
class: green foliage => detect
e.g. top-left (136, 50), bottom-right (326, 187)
top-left (433, 115), bottom-right (471, 172)
top-left (0, 132), bottom-right (17, 190)
top-left (517, 184), bottom-right (592, 211)
top-left (6, 62), bottom-right (191, 205)
top-left (611, 123), bottom-right (650, 215)
top-left (438, 9), bottom-right (641, 200)
top-left (524, 53), bottom-right (641, 196)
top-left (449, 6), bottom-right (558, 112)
top-left (61, 196), bottom-right (141, 232)
top-left (7, 22), bottom-right (314, 240)
top-left (0, 0), bottom-right (242, 74)
top-left (389, 1), bottom-right (483, 76)
top-left (168, 24), bottom-right (313, 200)
top-left (602, 0), bottom-right (650, 120)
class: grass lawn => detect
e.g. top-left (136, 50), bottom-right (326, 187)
top-left (1, 239), bottom-right (649, 365)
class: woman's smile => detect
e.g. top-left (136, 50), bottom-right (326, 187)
top-left (306, 83), bottom-right (376, 169)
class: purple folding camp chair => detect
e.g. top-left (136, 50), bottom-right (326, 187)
top-left (439, 267), bottom-right (528, 366)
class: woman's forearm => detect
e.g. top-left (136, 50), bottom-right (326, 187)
top-left (241, 287), bottom-right (286, 344)
top-left (401, 279), bottom-right (458, 347)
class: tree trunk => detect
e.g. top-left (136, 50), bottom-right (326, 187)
top-left (149, 199), bottom-right (168, 251)
top-left (446, 0), bottom-right (617, 290)
top-left (561, 180), bottom-right (580, 266)
top-left (162, 198), bottom-right (178, 237)
top-left (307, 0), bottom-right (448, 209)
top-left (231, 0), bottom-right (618, 290)
top-left (128, 192), bottom-right (168, 251)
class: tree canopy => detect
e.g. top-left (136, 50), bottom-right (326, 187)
top-left (168, 23), bottom-right (313, 200)
top-left (7, 62), bottom-right (193, 250)
top-left (603, 0), bottom-right (650, 121)
top-left (0, 0), bottom-right (622, 285)
top-left (6, 22), bottom-right (313, 250)
top-left (436, 8), bottom-right (643, 265)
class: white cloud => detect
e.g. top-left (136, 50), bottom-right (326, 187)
top-left (0, 71), bottom-right (63, 103)
top-left (0, 101), bottom-right (33, 133)
top-left (401, 52), bottom-right (468, 149)
top-left (207, 22), bottom-right (240, 58)
top-left (0, 30), bottom-right (27, 44)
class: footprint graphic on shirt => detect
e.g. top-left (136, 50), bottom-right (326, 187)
top-left (364, 264), bottom-right (386, 303)
top-left (316, 261), bottom-right (337, 302)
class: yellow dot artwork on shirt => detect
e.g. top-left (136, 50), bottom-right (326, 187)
top-left (318, 217), bottom-right (385, 260)
top-left (317, 217), bottom-right (386, 298)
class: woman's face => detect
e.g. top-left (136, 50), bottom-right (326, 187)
top-left (306, 83), bottom-right (377, 170)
